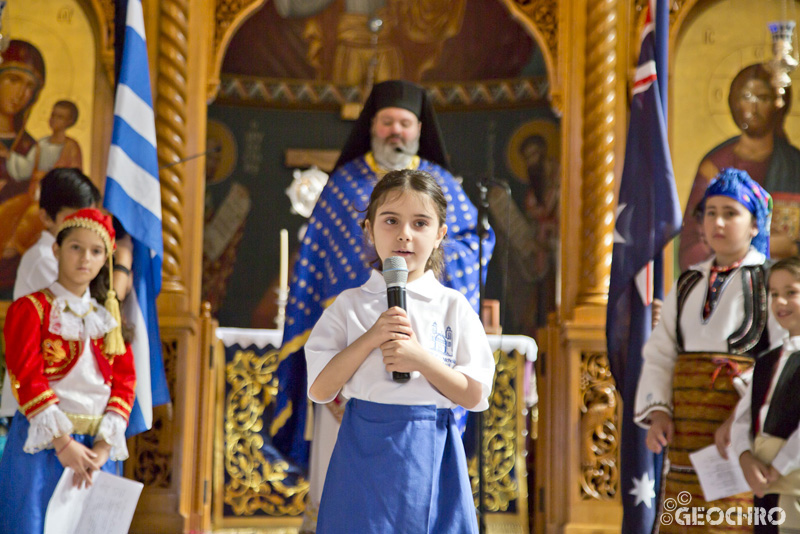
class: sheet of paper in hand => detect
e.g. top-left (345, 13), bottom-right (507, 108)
top-left (44, 468), bottom-right (144, 534)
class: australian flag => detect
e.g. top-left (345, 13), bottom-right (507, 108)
top-left (606, 0), bottom-right (682, 532)
top-left (104, 0), bottom-right (171, 436)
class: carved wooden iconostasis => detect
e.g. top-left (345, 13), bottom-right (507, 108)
top-left (1, 0), bottom-right (791, 533)
top-left (204, 1), bottom-right (559, 533)
top-left (201, 2), bottom-right (800, 534)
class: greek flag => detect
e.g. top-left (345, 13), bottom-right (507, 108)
top-left (104, 0), bottom-right (170, 436)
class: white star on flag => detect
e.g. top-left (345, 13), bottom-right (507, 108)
top-left (629, 472), bottom-right (656, 508)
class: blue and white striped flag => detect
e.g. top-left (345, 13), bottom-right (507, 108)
top-left (104, 0), bottom-right (170, 437)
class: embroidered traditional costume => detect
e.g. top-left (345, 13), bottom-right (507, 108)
top-left (731, 337), bottom-right (800, 532)
top-left (635, 170), bottom-right (776, 533)
top-left (0, 209), bottom-right (135, 534)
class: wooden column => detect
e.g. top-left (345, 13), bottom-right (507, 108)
top-left (156, 0), bottom-right (189, 297)
top-left (129, 0), bottom-right (213, 532)
top-left (534, 0), bottom-right (628, 531)
top-left (577, 0), bottom-right (618, 308)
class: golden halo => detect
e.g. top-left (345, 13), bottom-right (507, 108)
top-left (206, 119), bottom-right (238, 184)
top-left (506, 119), bottom-right (560, 185)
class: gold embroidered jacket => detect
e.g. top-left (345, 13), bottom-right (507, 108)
top-left (3, 289), bottom-right (136, 421)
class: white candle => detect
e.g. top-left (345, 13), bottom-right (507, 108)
top-left (279, 229), bottom-right (289, 292)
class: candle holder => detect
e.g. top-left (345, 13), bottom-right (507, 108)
top-left (274, 286), bottom-right (289, 334)
top-left (767, 21), bottom-right (799, 108)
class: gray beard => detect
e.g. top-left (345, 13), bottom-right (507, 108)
top-left (371, 135), bottom-right (420, 170)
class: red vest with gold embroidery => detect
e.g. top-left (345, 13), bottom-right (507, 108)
top-left (3, 289), bottom-right (136, 421)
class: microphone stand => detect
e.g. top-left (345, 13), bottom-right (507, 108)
top-left (474, 121), bottom-right (496, 534)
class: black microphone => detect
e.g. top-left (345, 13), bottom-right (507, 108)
top-left (383, 256), bottom-right (410, 383)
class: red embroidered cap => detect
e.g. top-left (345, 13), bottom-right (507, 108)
top-left (57, 208), bottom-right (116, 254)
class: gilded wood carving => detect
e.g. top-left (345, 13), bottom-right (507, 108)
top-left (466, 347), bottom-right (529, 532)
top-left (512, 0), bottom-right (558, 66)
top-left (220, 347), bottom-right (310, 517)
top-left (156, 0), bottom-right (190, 292)
top-left (93, 0), bottom-right (116, 83)
top-left (578, 0), bottom-right (618, 306)
top-left (215, 76), bottom-right (550, 109)
top-left (132, 338), bottom-right (179, 489)
top-left (214, 0), bottom-right (264, 66)
top-left (579, 352), bottom-right (619, 500)
top-left (469, 349), bottom-right (521, 513)
top-left (210, 0), bottom-right (265, 100)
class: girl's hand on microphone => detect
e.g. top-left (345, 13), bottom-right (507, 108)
top-left (380, 332), bottom-right (431, 374)
top-left (366, 307), bottom-right (412, 349)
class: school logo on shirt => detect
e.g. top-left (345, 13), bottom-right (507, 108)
top-left (430, 322), bottom-right (455, 366)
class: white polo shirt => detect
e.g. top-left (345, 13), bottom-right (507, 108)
top-left (305, 270), bottom-right (495, 411)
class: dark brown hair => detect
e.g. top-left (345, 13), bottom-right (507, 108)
top-left (769, 256), bottom-right (800, 286)
top-left (361, 169), bottom-right (448, 276)
top-left (40, 168), bottom-right (100, 220)
top-left (54, 100), bottom-right (79, 127)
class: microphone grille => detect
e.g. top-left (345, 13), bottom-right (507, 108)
top-left (382, 256), bottom-right (408, 288)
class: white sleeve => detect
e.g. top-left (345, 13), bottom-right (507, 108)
top-left (770, 421), bottom-right (800, 475)
top-left (13, 254), bottom-right (58, 300)
top-left (453, 300), bottom-right (495, 412)
top-left (768, 310), bottom-right (787, 351)
top-left (305, 297), bottom-right (348, 404)
top-left (23, 405), bottom-right (74, 454)
top-left (634, 285), bottom-right (680, 427)
top-left (96, 412), bottom-right (129, 461)
top-left (733, 367), bottom-right (753, 396)
top-left (730, 381), bottom-right (754, 460)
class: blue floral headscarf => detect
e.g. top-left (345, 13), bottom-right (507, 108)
top-left (698, 168), bottom-right (773, 257)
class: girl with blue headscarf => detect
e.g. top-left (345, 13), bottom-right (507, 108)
top-left (634, 168), bottom-right (782, 534)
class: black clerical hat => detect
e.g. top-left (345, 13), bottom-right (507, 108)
top-left (335, 80), bottom-right (449, 171)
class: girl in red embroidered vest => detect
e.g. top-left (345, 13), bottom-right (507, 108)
top-left (0, 208), bottom-right (135, 534)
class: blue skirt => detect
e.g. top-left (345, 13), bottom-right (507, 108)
top-left (0, 412), bottom-right (120, 534)
top-left (317, 399), bottom-right (477, 534)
